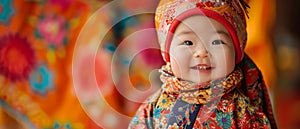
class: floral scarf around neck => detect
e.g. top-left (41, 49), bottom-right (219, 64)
top-left (128, 55), bottom-right (277, 129)
top-left (159, 63), bottom-right (243, 104)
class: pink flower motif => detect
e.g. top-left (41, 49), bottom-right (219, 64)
top-left (37, 15), bottom-right (67, 47)
top-left (0, 34), bottom-right (36, 81)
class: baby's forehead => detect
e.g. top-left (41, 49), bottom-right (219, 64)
top-left (174, 16), bottom-right (230, 36)
top-left (180, 15), bottom-right (227, 29)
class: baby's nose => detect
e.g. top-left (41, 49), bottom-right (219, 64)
top-left (193, 47), bottom-right (208, 58)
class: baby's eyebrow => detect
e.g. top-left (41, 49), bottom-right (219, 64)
top-left (174, 30), bottom-right (194, 36)
top-left (216, 30), bottom-right (231, 38)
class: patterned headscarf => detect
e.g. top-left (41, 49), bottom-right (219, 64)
top-left (155, 0), bottom-right (250, 63)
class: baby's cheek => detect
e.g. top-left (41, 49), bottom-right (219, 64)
top-left (225, 52), bottom-right (236, 72)
top-left (169, 46), bottom-right (191, 78)
top-left (170, 58), bottom-right (182, 77)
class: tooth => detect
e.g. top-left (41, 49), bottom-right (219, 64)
top-left (198, 66), bottom-right (209, 70)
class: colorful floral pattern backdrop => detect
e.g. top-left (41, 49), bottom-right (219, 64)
top-left (0, 0), bottom-right (97, 128)
top-left (0, 0), bottom-right (164, 129)
top-left (1, 0), bottom-right (294, 129)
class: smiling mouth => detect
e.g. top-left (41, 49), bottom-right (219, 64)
top-left (191, 65), bottom-right (213, 70)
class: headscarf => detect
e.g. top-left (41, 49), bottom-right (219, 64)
top-left (155, 0), bottom-right (249, 63)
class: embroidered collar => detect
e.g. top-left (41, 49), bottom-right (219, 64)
top-left (159, 66), bottom-right (243, 104)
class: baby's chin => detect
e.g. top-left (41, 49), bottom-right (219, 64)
top-left (180, 76), bottom-right (212, 84)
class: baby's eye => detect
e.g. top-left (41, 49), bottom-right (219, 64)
top-left (183, 40), bottom-right (194, 46)
top-left (212, 40), bottom-right (225, 45)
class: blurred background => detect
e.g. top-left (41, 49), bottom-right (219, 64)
top-left (0, 0), bottom-right (299, 129)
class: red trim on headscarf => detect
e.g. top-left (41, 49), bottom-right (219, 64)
top-left (164, 8), bottom-right (242, 64)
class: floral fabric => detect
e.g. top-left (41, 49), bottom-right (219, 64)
top-left (159, 65), bottom-right (243, 104)
top-left (155, 0), bottom-right (249, 63)
top-left (0, 0), bottom-right (163, 128)
top-left (128, 55), bottom-right (277, 129)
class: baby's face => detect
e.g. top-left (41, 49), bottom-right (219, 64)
top-left (169, 15), bottom-right (235, 83)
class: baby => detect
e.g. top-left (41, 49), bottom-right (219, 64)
top-left (129, 0), bottom-right (277, 128)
